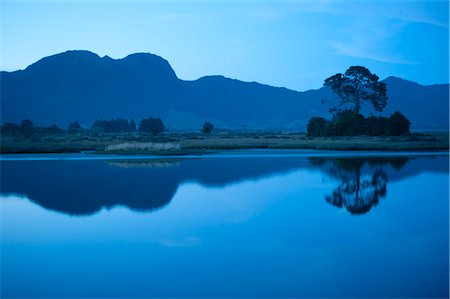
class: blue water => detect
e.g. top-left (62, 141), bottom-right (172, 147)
top-left (1, 151), bottom-right (448, 298)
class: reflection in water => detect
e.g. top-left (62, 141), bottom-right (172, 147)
top-left (309, 157), bottom-right (411, 214)
top-left (327, 168), bottom-right (387, 214)
top-left (0, 157), bottom-right (307, 215)
top-left (0, 154), bottom-right (447, 216)
top-left (1, 153), bottom-right (448, 299)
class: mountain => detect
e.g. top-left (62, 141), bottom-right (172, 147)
top-left (1, 50), bottom-right (448, 131)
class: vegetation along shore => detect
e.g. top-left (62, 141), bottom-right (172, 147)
top-left (1, 129), bottom-right (448, 155)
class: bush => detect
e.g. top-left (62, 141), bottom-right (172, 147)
top-left (366, 116), bottom-right (389, 136)
top-left (0, 122), bottom-right (20, 135)
top-left (328, 110), bottom-right (365, 136)
top-left (386, 111), bottom-right (410, 135)
top-left (202, 122), bottom-right (214, 134)
top-left (92, 118), bottom-right (136, 133)
top-left (68, 121), bottom-right (81, 134)
top-left (139, 117), bottom-right (165, 135)
top-left (306, 110), bottom-right (411, 136)
top-left (307, 117), bottom-right (329, 136)
top-left (20, 119), bottom-right (34, 133)
top-left (69, 121), bottom-right (81, 130)
top-left (43, 124), bottom-right (63, 134)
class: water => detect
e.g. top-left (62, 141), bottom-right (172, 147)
top-left (1, 151), bottom-right (448, 298)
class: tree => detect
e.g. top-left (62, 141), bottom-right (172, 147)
top-left (386, 111), bottom-right (410, 135)
top-left (365, 116), bottom-right (389, 136)
top-left (0, 122), bottom-right (20, 135)
top-left (324, 66), bottom-right (387, 113)
top-left (139, 117), bottom-right (165, 135)
top-left (307, 117), bottom-right (329, 136)
top-left (202, 122), bottom-right (214, 134)
top-left (46, 124), bottom-right (63, 134)
top-left (92, 118), bottom-right (136, 133)
top-left (20, 119), bottom-right (34, 133)
top-left (69, 121), bottom-right (81, 130)
top-left (129, 120), bottom-right (136, 132)
top-left (328, 110), bottom-right (366, 136)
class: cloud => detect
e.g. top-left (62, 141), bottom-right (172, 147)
top-left (293, 1), bottom-right (448, 27)
top-left (329, 18), bottom-right (416, 64)
top-left (319, 1), bottom-right (446, 64)
top-left (330, 40), bottom-right (415, 64)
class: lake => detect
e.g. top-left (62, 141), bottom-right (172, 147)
top-left (1, 150), bottom-right (448, 298)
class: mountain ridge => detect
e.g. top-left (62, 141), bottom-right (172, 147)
top-left (1, 50), bottom-right (448, 131)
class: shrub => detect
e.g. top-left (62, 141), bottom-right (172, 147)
top-left (139, 117), bottom-right (165, 135)
top-left (328, 110), bottom-right (365, 136)
top-left (69, 121), bottom-right (81, 130)
top-left (202, 122), bottom-right (214, 134)
top-left (306, 110), bottom-right (411, 136)
top-left (307, 117), bottom-right (329, 136)
top-left (366, 116), bottom-right (389, 136)
top-left (92, 118), bottom-right (136, 133)
top-left (44, 124), bottom-right (63, 134)
top-left (386, 111), bottom-right (410, 135)
top-left (20, 119), bottom-right (34, 133)
top-left (0, 122), bottom-right (20, 135)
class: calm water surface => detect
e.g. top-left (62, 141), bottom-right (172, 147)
top-left (1, 151), bottom-right (448, 298)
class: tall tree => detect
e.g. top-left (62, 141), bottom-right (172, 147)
top-left (324, 66), bottom-right (387, 113)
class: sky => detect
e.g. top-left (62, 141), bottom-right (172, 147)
top-left (0, 0), bottom-right (448, 91)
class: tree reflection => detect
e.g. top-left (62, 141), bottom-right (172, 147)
top-left (310, 157), bottom-right (409, 215)
top-left (326, 168), bottom-right (387, 214)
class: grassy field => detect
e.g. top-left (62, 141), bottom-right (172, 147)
top-left (1, 131), bottom-right (448, 154)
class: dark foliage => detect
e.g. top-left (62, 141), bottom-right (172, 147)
top-left (92, 118), bottom-right (136, 133)
top-left (68, 121), bottom-right (81, 130)
top-left (307, 117), bottom-right (329, 137)
top-left (1, 121), bottom-right (63, 135)
top-left (365, 116), bottom-right (390, 136)
top-left (139, 117), bottom-right (165, 135)
top-left (202, 122), bottom-right (214, 134)
top-left (0, 122), bottom-right (20, 135)
top-left (386, 111), bottom-right (411, 136)
top-left (42, 124), bottom-right (64, 134)
top-left (20, 119), bottom-right (34, 133)
top-left (307, 110), bottom-right (411, 136)
top-left (329, 110), bottom-right (366, 136)
top-left (324, 66), bottom-right (387, 113)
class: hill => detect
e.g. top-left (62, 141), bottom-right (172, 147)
top-left (1, 50), bottom-right (448, 131)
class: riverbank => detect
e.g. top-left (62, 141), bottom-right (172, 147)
top-left (1, 131), bottom-right (448, 154)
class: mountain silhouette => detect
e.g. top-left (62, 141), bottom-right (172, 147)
top-left (1, 50), bottom-right (448, 130)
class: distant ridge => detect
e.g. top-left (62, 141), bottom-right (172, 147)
top-left (1, 50), bottom-right (448, 131)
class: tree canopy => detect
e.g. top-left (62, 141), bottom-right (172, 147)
top-left (306, 111), bottom-right (410, 137)
top-left (324, 66), bottom-right (387, 113)
top-left (92, 118), bottom-right (136, 133)
top-left (139, 117), bottom-right (165, 135)
top-left (202, 122), bottom-right (214, 134)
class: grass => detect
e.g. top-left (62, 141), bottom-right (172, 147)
top-left (0, 131), bottom-right (448, 154)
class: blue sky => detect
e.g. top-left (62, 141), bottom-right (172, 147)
top-left (0, 0), bottom-right (448, 91)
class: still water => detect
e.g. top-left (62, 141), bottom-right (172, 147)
top-left (1, 151), bottom-right (448, 298)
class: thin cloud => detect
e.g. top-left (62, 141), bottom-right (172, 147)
top-left (329, 17), bottom-right (417, 65)
top-left (330, 40), bottom-right (415, 64)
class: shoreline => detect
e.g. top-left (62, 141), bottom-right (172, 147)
top-left (1, 132), bottom-right (448, 155)
top-left (1, 148), bottom-right (448, 161)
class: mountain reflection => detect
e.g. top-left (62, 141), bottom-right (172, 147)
top-left (0, 157), bottom-right (308, 216)
top-left (308, 157), bottom-right (409, 214)
top-left (1, 154), bottom-right (447, 216)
